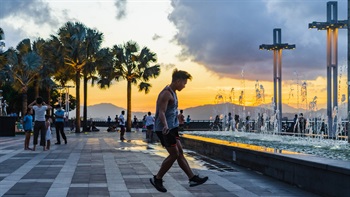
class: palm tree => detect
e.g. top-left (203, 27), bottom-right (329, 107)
top-left (57, 22), bottom-right (105, 133)
top-left (82, 28), bottom-right (103, 131)
top-left (31, 38), bottom-right (58, 102)
top-left (4, 39), bottom-right (42, 116)
top-left (110, 41), bottom-right (161, 132)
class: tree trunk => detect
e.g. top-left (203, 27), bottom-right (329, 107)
top-left (47, 86), bottom-right (52, 116)
top-left (126, 80), bottom-right (132, 132)
top-left (75, 71), bottom-right (81, 133)
top-left (83, 75), bottom-right (88, 131)
top-left (22, 91), bottom-right (27, 119)
top-left (34, 76), bottom-right (39, 99)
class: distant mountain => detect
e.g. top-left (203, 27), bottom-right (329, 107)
top-left (68, 103), bottom-right (148, 121)
top-left (69, 102), bottom-right (327, 121)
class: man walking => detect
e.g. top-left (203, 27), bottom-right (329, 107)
top-left (54, 105), bottom-right (67, 144)
top-left (177, 109), bottom-right (185, 131)
top-left (150, 69), bottom-right (208, 193)
top-left (119, 111), bottom-right (126, 140)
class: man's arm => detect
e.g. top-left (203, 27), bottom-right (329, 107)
top-left (42, 102), bottom-right (52, 110)
top-left (28, 101), bottom-right (36, 109)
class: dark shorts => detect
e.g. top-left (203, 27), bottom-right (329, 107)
top-left (146, 125), bottom-right (154, 130)
top-left (156, 127), bottom-right (179, 147)
top-left (24, 129), bottom-right (32, 133)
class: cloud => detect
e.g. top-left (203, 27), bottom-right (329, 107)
top-left (160, 63), bottom-right (176, 71)
top-left (168, 0), bottom-right (347, 81)
top-left (152, 34), bottom-right (162, 41)
top-left (114, 0), bottom-right (128, 20)
top-left (0, 0), bottom-right (58, 26)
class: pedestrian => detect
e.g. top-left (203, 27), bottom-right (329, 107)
top-left (133, 115), bottom-right (139, 131)
top-left (177, 109), bottom-right (185, 131)
top-left (107, 116), bottom-right (111, 127)
top-left (227, 112), bottom-right (233, 131)
top-left (292, 114), bottom-right (298, 133)
top-left (145, 112), bottom-right (155, 143)
top-left (234, 114), bottom-right (239, 130)
top-left (119, 111), bottom-right (126, 140)
top-left (186, 115), bottom-right (191, 129)
top-left (28, 97), bottom-right (52, 151)
top-left (23, 108), bottom-right (33, 150)
top-left (150, 69), bottom-right (208, 193)
top-left (54, 105), bottom-right (67, 144)
top-left (45, 115), bottom-right (52, 150)
top-left (142, 114), bottom-right (147, 132)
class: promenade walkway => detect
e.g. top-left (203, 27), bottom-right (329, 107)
top-left (0, 129), bottom-right (319, 197)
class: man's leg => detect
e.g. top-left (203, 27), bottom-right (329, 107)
top-left (155, 146), bottom-right (179, 179)
top-left (120, 126), bottom-right (125, 140)
top-left (175, 139), bottom-right (208, 187)
top-left (55, 123), bottom-right (61, 144)
top-left (59, 122), bottom-right (67, 144)
top-left (175, 139), bottom-right (194, 178)
top-left (151, 145), bottom-right (178, 193)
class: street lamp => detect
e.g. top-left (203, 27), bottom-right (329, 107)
top-left (259, 28), bottom-right (295, 133)
top-left (308, 1), bottom-right (347, 138)
top-left (54, 86), bottom-right (75, 119)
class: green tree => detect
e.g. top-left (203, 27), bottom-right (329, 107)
top-left (32, 38), bottom-right (57, 106)
top-left (4, 39), bottom-right (42, 116)
top-left (82, 28), bottom-right (104, 131)
top-left (58, 22), bottom-right (86, 133)
top-left (58, 22), bottom-right (105, 133)
top-left (110, 41), bottom-right (160, 132)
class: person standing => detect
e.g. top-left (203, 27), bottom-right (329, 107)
top-left (28, 97), bottom-right (52, 151)
top-left (119, 111), bottom-right (126, 140)
top-left (177, 109), bottom-right (185, 131)
top-left (54, 105), bottom-right (67, 144)
top-left (133, 115), bottom-right (139, 131)
top-left (45, 115), bottom-right (52, 150)
top-left (145, 112), bottom-right (155, 143)
top-left (227, 112), bottom-right (233, 131)
top-left (186, 115), bottom-right (191, 129)
top-left (150, 69), bottom-right (208, 193)
top-left (107, 116), bottom-right (111, 127)
top-left (23, 108), bottom-right (33, 150)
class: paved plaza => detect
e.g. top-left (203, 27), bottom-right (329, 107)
top-left (0, 129), bottom-right (320, 197)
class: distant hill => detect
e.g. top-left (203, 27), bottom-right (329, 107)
top-left (68, 103), bottom-right (148, 121)
top-left (69, 102), bottom-right (327, 121)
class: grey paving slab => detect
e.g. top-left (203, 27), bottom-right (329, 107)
top-left (0, 129), bottom-right (321, 197)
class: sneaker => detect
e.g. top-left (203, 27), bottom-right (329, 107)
top-left (150, 175), bottom-right (167, 192)
top-left (55, 142), bottom-right (61, 145)
top-left (189, 175), bottom-right (208, 187)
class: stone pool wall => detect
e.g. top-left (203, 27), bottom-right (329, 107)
top-left (181, 134), bottom-right (350, 197)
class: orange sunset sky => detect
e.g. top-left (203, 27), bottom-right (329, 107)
top-left (1, 0), bottom-right (348, 113)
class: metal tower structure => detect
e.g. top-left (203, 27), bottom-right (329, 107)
top-left (309, 1), bottom-right (347, 138)
top-left (259, 28), bottom-right (295, 132)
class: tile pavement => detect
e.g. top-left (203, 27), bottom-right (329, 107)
top-left (0, 129), bottom-right (320, 197)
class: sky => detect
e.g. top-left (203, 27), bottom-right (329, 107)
top-left (0, 0), bottom-right (348, 113)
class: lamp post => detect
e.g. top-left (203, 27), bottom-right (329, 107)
top-left (259, 28), bottom-right (295, 133)
top-left (308, 1), bottom-right (347, 139)
top-left (55, 86), bottom-right (74, 119)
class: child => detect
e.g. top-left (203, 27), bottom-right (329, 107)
top-left (23, 108), bottom-right (33, 150)
top-left (45, 115), bottom-right (52, 150)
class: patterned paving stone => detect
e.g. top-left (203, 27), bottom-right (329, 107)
top-left (0, 129), bottom-right (320, 197)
